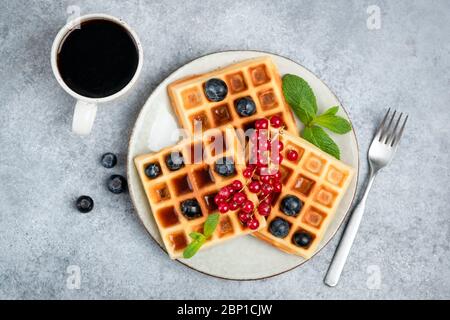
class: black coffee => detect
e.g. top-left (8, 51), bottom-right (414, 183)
top-left (57, 19), bottom-right (139, 98)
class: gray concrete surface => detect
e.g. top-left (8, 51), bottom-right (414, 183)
top-left (0, 0), bottom-right (449, 300)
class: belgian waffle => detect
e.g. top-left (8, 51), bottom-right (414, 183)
top-left (167, 56), bottom-right (297, 137)
top-left (134, 126), bottom-right (266, 259)
top-left (254, 131), bottom-right (354, 259)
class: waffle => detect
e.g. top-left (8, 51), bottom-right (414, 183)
top-left (167, 56), bottom-right (297, 137)
top-left (134, 126), bottom-right (266, 259)
top-left (253, 131), bottom-right (354, 259)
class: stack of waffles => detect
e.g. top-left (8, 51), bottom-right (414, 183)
top-left (135, 56), bottom-right (354, 259)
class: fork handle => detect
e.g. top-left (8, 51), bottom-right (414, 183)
top-left (324, 174), bottom-right (376, 287)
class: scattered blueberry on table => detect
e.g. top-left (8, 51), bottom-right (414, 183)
top-left (107, 174), bottom-right (127, 194)
top-left (76, 195), bottom-right (94, 213)
top-left (101, 152), bottom-right (117, 168)
top-left (204, 78), bottom-right (228, 102)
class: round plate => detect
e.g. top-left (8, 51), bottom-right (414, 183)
top-left (127, 51), bottom-right (359, 280)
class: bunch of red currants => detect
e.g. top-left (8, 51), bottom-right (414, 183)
top-left (213, 115), bottom-right (299, 230)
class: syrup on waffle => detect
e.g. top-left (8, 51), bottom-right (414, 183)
top-left (253, 131), bottom-right (354, 259)
top-left (134, 126), bottom-right (266, 259)
top-left (167, 57), bottom-right (297, 138)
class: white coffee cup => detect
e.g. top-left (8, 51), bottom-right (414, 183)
top-left (51, 13), bottom-right (143, 136)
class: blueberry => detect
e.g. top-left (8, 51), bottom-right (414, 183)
top-left (76, 195), bottom-right (94, 213)
top-left (107, 175), bottom-right (127, 194)
top-left (165, 151), bottom-right (184, 171)
top-left (101, 153), bottom-right (117, 168)
top-left (269, 218), bottom-right (290, 238)
top-left (293, 231), bottom-right (313, 248)
top-left (180, 199), bottom-right (202, 219)
top-left (214, 157), bottom-right (235, 177)
top-left (204, 78), bottom-right (228, 102)
top-left (280, 195), bottom-right (302, 217)
top-left (145, 163), bottom-right (161, 179)
top-left (235, 96), bottom-right (256, 117)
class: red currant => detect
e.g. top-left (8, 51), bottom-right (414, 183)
top-left (259, 166), bottom-right (275, 176)
top-left (242, 200), bottom-right (254, 213)
top-left (233, 192), bottom-right (247, 204)
top-left (261, 183), bottom-right (273, 196)
top-left (214, 194), bottom-right (225, 205)
top-left (218, 202), bottom-right (229, 214)
top-left (258, 139), bottom-right (269, 151)
top-left (255, 119), bottom-right (269, 130)
top-left (231, 180), bottom-right (243, 191)
top-left (256, 160), bottom-right (268, 168)
top-left (257, 202), bottom-right (271, 217)
top-left (261, 194), bottom-right (273, 205)
top-left (272, 170), bottom-right (281, 180)
top-left (270, 115), bottom-right (283, 128)
top-left (229, 202), bottom-right (239, 210)
top-left (218, 187), bottom-right (231, 199)
top-left (248, 181), bottom-right (261, 193)
top-left (260, 175), bottom-right (271, 183)
top-left (272, 181), bottom-right (282, 193)
top-left (271, 153), bottom-right (283, 165)
top-left (238, 211), bottom-right (251, 223)
top-left (243, 168), bottom-right (253, 179)
top-left (257, 130), bottom-right (269, 142)
top-left (286, 149), bottom-right (299, 161)
top-left (247, 218), bottom-right (260, 230)
top-left (226, 186), bottom-right (236, 194)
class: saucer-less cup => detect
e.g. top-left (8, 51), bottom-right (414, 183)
top-left (51, 13), bottom-right (143, 135)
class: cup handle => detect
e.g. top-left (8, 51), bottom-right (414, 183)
top-left (72, 100), bottom-right (97, 136)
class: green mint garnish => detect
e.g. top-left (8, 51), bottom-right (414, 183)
top-left (282, 74), bottom-right (352, 159)
top-left (183, 213), bottom-right (220, 259)
top-left (282, 74), bottom-right (318, 114)
top-left (303, 126), bottom-right (341, 160)
top-left (312, 108), bottom-right (352, 134)
top-left (203, 213), bottom-right (220, 238)
top-left (282, 74), bottom-right (316, 124)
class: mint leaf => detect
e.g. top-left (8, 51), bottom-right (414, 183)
top-left (189, 232), bottom-right (206, 242)
top-left (321, 106), bottom-right (339, 116)
top-left (312, 113), bottom-right (352, 134)
top-left (303, 126), bottom-right (341, 159)
top-left (282, 74), bottom-right (317, 124)
top-left (183, 237), bottom-right (206, 259)
top-left (183, 214), bottom-right (219, 259)
top-left (203, 213), bottom-right (220, 238)
top-left (295, 96), bottom-right (316, 125)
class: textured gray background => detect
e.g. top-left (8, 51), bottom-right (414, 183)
top-left (0, 0), bottom-right (449, 300)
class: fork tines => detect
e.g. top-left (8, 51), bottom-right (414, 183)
top-left (376, 108), bottom-right (408, 147)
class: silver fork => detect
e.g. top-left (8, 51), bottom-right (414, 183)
top-left (324, 109), bottom-right (408, 287)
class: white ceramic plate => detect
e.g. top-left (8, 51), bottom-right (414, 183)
top-left (127, 51), bottom-right (359, 280)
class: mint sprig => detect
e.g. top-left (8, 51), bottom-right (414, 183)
top-left (282, 74), bottom-right (352, 159)
top-left (183, 213), bottom-right (220, 259)
top-left (303, 126), bottom-right (341, 159)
